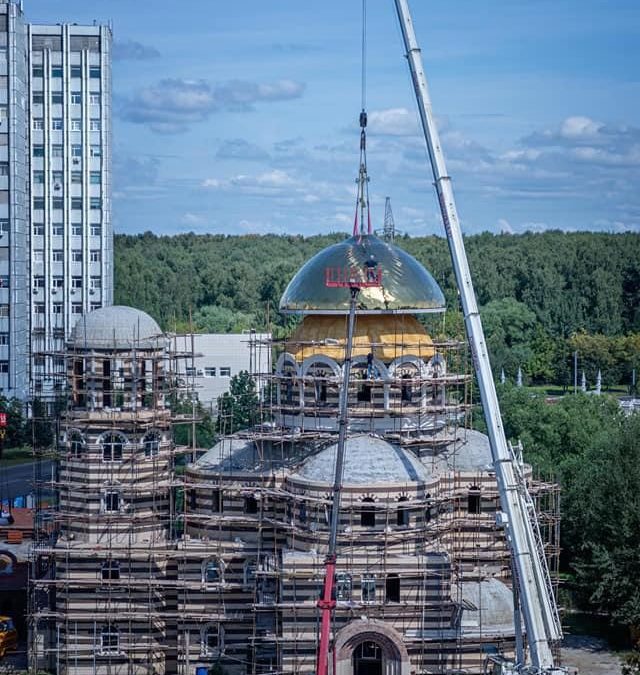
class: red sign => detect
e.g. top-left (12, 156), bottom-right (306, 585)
top-left (0, 413), bottom-right (6, 428)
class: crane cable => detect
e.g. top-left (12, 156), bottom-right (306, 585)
top-left (352, 0), bottom-right (372, 238)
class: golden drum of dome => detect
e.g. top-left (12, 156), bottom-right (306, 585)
top-left (284, 314), bottom-right (435, 362)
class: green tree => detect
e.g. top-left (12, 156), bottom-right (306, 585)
top-left (217, 371), bottom-right (259, 433)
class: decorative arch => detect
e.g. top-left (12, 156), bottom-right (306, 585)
top-left (425, 353), bottom-right (447, 377)
top-left (275, 352), bottom-right (300, 377)
top-left (301, 354), bottom-right (341, 379)
top-left (351, 354), bottom-right (388, 380)
top-left (66, 429), bottom-right (86, 457)
top-left (333, 619), bottom-right (410, 675)
top-left (387, 354), bottom-right (428, 378)
top-left (99, 431), bottom-right (128, 462)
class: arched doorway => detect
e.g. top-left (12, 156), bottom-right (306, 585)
top-left (353, 641), bottom-right (383, 675)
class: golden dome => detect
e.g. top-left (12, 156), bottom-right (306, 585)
top-left (284, 314), bottom-right (435, 362)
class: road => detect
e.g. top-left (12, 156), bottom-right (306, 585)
top-left (0, 461), bottom-right (54, 500)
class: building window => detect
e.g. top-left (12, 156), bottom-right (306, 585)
top-left (33, 197), bottom-right (45, 210)
top-left (360, 497), bottom-right (375, 527)
top-left (32, 65), bottom-right (44, 78)
top-left (468, 487), bottom-right (481, 514)
top-left (52, 197), bottom-right (64, 210)
top-left (100, 624), bottom-right (119, 654)
top-left (71, 197), bottom-right (83, 210)
top-left (0, 333), bottom-right (8, 346)
top-left (71, 65), bottom-right (82, 78)
top-left (91, 224), bottom-right (102, 236)
top-left (72, 250), bottom-right (83, 263)
top-left (52, 145), bottom-right (63, 158)
top-left (52, 250), bottom-right (63, 262)
top-left (90, 276), bottom-right (102, 290)
top-left (220, 367), bottom-right (231, 377)
top-left (71, 144), bottom-right (82, 158)
top-left (33, 250), bottom-right (44, 263)
top-left (397, 496), bottom-right (410, 527)
top-left (68, 431), bottom-right (84, 456)
top-left (204, 367), bottom-right (216, 377)
top-left (101, 560), bottom-right (120, 580)
top-left (102, 433), bottom-right (125, 462)
top-left (91, 302), bottom-right (101, 311)
top-left (357, 382), bottom-right (372, 403)
top-left (385, 574), bottom-right (400, 603)
top-left (0, 276), bottom-right (9, 289)
top-left (0, 361), bottom-right (8, 374)
top-left (71, 171), bottom-right (82, 184)
top-left (244, 495), bottom-right (258, 514)
top-left (33, 304), bottom-right (44, 315)
top-left (103, 489), bottom-right (121, 512)
top-left (52, 170), bottom-right (63, 185)
top-left (361, 576), bottom-right (376, 603)
top-left (71, 119), bottom-right (82, 132)
top-left (52, 277), bottom-right (64, 289)
top-left (51, 92), bottom-right (63, 105)
top-left (90, 119), bottom-right (101, 132)
top-left (401, 374), bottom-right (413, 402)
top-left (0, 304), bottom-right (7, 318)
top-left (51, 65), bottom-right (63, 78)
top-left (52, 303), bottom-right (63, 315)
top-left (143, 432), bottom-right (160, 458)
top-left (71, 276), bottom-right (82, 289)
top-left (90, 250), bottom-right (101, 263)
top-left (90, 93), bottom-right (101, 105)
top-left (70, 91), bottom-right (82, 105)
top-left (211, 488), bottom-right (221, 513)
top-left (32, 118), bottom-right (44, 131)
top-left (0, 163), bottom-right (7, 178)
top-left (90, 197), bottom-right (102, 210)
top-left (200, 623), bottom-right (222, 657)
top-left (0, 220), bottom-right (8, 234)
top-left (72, 224), bottom-right (82, 236)
top-left (336, 572), bottom-right (352, 601)
top-left (202, 558), bottom-right (221, 584)
top-left (90, 171), bottom-right (101, 184)
top-left (32, 145), bottom-right (44, 158)
top-left (299, 500), bottom-right (307, 524)
top-left (52, 118), bottom-right (63, 131)
top-left (32, 92), bottom-right (44, 105)
top-left (89, 65), bottom-right (101, 79)
top-left (90, 144), bottom-right (101, 157)
top-left (72, 303), bottom-right (83, 315)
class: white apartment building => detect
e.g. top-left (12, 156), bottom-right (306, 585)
top-left (0, 0), bottom-right (112, 399)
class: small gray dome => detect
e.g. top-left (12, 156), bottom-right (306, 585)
top-left (292, 434), bottom-right (431, 486)
top-left (279, 234), bottom-right (446, 315)
top-left (70, 305), bottom-right (163, 350)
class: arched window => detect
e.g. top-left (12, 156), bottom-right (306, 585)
top-left (68, 430), bottom-right (85, 457)
top-left (201, 623), bottom-right (222, 656)
top-left (401, 373), bottom-right (413, 402)
top-left (315, 379), bottom-right (328, 404)
top-left (100, 624), bottom-right (119, 654)
top-left (361, 575), bottom-right (376, 603)
top-left (102, 485), bottom-right (121, 513)
top-left (468, 486), bottom-right (481, 514)
top-left (202, 558), bottom-right (222, 584)
top-left (143, 432), bottom-right (160, 458)
top-left (360, 497), bottom-right (375, 527)
top-left (101, 433), bottom-right (125, 462)
top-left (397, 496), bottom-right (410, 527)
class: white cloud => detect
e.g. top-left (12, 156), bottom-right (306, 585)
top-left (367, 108), bottom-right (419, 136)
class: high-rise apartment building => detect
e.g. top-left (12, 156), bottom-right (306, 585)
top-left (0, 0), bottom-right (112, 400)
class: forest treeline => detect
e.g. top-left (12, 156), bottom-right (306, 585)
top-left (115, 230), bottom-right (640, 387)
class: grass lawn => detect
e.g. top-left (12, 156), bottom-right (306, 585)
top-left (0, 445), bottom-right (34, 467)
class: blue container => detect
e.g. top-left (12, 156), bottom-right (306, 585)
top-left (195, 668), bottom-right (209, 675)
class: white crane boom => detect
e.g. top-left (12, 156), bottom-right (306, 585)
top-left (392, 1), bottom-right (565, 672)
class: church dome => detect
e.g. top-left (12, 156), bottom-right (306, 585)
top-left (70, 305), bottom-right (164, 350)
top-left (290, 434), bottom-right (432, 486)
top-left (279, 234), bottom-right (446, 314)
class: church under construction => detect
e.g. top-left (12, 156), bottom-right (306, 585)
top-left (28, 232), bottom-right (561, 675)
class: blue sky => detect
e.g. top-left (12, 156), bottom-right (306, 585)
top-left (28, 0), bottom-right (640, 236)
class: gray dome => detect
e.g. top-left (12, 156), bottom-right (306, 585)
top-left (458, 579), bottom-right (519, 636)
top-left (292, 434), bottom-right (432, 486)
top-left (279, 234), bottom-right (446, 314)
top-left (70, 305), bottom-right (164, 350)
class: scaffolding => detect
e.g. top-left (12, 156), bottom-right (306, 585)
top-left (27, 312), bottom-right (561, 675)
